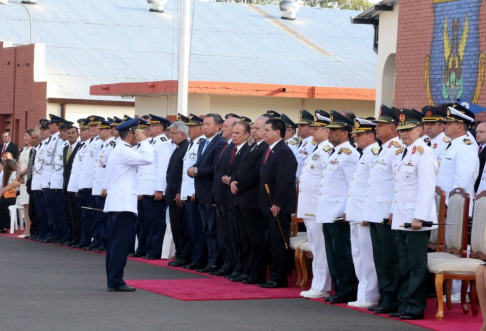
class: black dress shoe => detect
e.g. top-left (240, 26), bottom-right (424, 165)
top-left (258, 281), bottom-right (288, 289)
top-left (130, 252), bottom-right (145, 258)
top-left (170, 260), bottom-right (188, 268)
top-left (374, 307), bottom-right (391, 315)
top-left (367, 304), bottom-right (380, 312)
top-left (44, 238), bottom-right (54, 243)
top-left (324, 295), bottom-right (338, 302)
top-left (242, 277), bottom-right (266, 285)
top-left (211, 268), bottom-right (232, 277)
top-left (143, 255), bottom-right (160, 260)
top-left (167, 260), bottom-right (178, 266)
top-left (29, 235), bottom-right (38, 240)
top-left (330, 296), bottom-right (354, 304)
top-left (183, 263), bottom-right (200, 270)
top-left (196, 265), bottom-right (219, 273)
top-left (231, 274), bottom-right (249, 282)
top-left (0, 229), bottom-right (7, 233)
top-left (225, 271), bottom-right (241, 279)
top-left (400, 313), bottom-right (424, 320)
top-left (108, 285), bottom-right (137, 292)
top-left (59, 241), bottom-right (70, 247)
top-left (73, 243), bottom-right (83, 249)
top-left (389, 312), bottom-right (405, 318)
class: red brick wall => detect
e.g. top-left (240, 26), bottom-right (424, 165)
top-left (0, 42), bottom-right (47, 145)
top-left (395, 0), bottom-right (486, 122)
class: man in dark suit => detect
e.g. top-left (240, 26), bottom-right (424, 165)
top-left (166, 122), bottom-right (191, 267)
top-left (1, 131), bottom-right (19, 160)
top-left (475, 122), bottom-right (486, 192)
top-left (224, 119), bottom-right (251, 282)
top-left (211, 115), bottom-right (238, 277)
top-left (259, 118), bottom-right (297, 288)
top-left (188, 113), bottom-right (226, 273)
top-left (231, 116), bottom-right (269, 284)
top-left (63, 126), bottom-right (83, 246)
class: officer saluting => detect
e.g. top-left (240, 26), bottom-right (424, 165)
top-left (391, 109), bottom-right (437, 320)
top-left (104, 118), bottom-right (154, 292)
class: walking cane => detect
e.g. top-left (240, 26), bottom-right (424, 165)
top-left (399, 221), bottom-right (457, 228)
top-left (81, 206), bottom-right (104, 212)
top-left (264, 184), bottom-right (289, 250)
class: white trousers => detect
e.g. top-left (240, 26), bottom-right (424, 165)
top-left (304, 218), bottom-right (332, 292)
top-left (350, 223), bottom-right (380, 303)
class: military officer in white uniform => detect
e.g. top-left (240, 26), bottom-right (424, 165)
top-left (391, 109), bottom-right (438, 320)
top-left (41, 114), bottom-right (65, 243)
top-left (49, 119), bottom-right (72, 244)
top-left (180, 113), bottom-right (207, 269)
top-left (437, 105), bottom-right (479, 216)
top-left (364, 105), bottom-right (403, 315)
top-left (78, 115), bottom-right (105, 249)
top-left (344, 118), bottom-right (380, 309)
top-left (294, 109), bottom-right (316, 178)
top-left (104, 118), bottom-right (153, 292)
top-left (316, 111), bottom-right (359, 304)
top-left (421, 106), bottom-right (450, 159)
top-left (282, 113), bottom-right (300, 154)
top-left (297, 112), bottom-right (333, 299)
top-left (111, 116), bottom-right (123, 144)
top-left (32, 119), bottom-right (52, 241)
top-left (92, 120), bottom-right (116, 252)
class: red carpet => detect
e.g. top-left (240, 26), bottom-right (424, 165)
top-left (126, 278), bottom-right (302, 301)
top-left (312, 298), bottom-right (482, 331)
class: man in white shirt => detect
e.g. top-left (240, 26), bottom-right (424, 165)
top-left (294, 109), bottom-right (315, 178)
top-left (421, 106), bottom-right (450, 159)
top-left (282, 113), bottom-right (300, 154)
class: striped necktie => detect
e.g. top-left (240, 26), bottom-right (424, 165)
top-left (27, 147), bottom-right (37, 180)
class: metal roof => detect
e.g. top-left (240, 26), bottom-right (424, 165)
top-left (0, 0), bottom-right (376, 101)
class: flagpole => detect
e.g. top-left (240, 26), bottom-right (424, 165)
top-left (177, 0), bottom-right (191, 116)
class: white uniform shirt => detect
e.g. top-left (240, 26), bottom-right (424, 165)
top-left (391, 138), bottom-right (438, 231)
top-left (92, 137), bottom-right (115, 196)
top-left (363, 137), bottom-right (403, 223)
top-left (41, 132), bottom-right (61, 189)
top-left (32, 138), bottom-right (50, 191)
top-left (430, 132), bottom-right (450, 160)
top-left (78, 136), bottom-right (103, 190)
top-left (181, 135), bottom-right (205, 200)
top-left (297, 140), bottom-right (333, 219)
top-left (137, 134), bottom-right (171, 195)
top-left (316, 141), bottom-right (360, 224)
top-left (344, 142), bottom-right (380, 222)
top-left (285, 134), bottom-right (300, 155)
top-left (49, 139), bottom-right (69, 189)
top-left (437, 134), bottom-right (479, 216)
top-left (67, 140), bottom-right (87, 193)
top-left (295, 136), bottom-right (315, 178)
top-left (104, 140), bottom-right (154, 214)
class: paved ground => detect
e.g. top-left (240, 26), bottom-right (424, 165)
top-left (0, 237), bottom-right (426, 331)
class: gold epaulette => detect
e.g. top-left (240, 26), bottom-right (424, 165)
top-left (395, 147), bottom-right (404, 155)
top-left (338, 147), bottom-right (352, 155)
top-left (161, 137), bottom-right (168, 142)
top-left (288, 138), bottom-right (298, 145)
top-left (464, 138), bottom-right (472, 145)
top-left (311, 140), bottom-right (317, 145)
top-left (417, 146), bottom-right (424, 155)
top-left (323, 145), bottom-right (331, 153)
top-left (109, 141), bottom-right (116, 147)
top-left (444, 136), bottom-right (451, 143)
top-left (371, 147), bottom-right (379, 155)
top-left (391, 141), bottom-right (402, 148)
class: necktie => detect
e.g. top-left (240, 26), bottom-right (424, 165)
top-left (230, 147), bottom-right (237, 165)
top-left (66, 145), bottom-right (73, 162)
top-left (264, 147), bottom-right (271, 164)
top-left (446, 142), bottom-right (451, 150)
top-left (188, 141), bottom-right (193, 151)
top-left (479, 145), bottom-right (483, 155)
top-left (219, 142), bottom-right (228, 161)
top-left (27, 148), bottom-right (36, 180)
top-left (1, 144), bottom-right (6, 157)
top-left (312, 145), bottom-right (318, 153)
top-left (377, 146), bottom-right (383, 156)
top-left (329, 148), bottom-right (336, 156)
top-left (401, 148), bottom-right (408, 160)
top-left (202, 139), bottom-right (210, 155)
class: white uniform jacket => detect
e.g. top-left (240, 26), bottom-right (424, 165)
top-left (295, 136), bottom-right (315, 178)
top-left (391, 139), bottom-right (437, 231)
top-left (67, 140), bottom-right (87, 193)
top-left (316, 141), bottom-right (359, 224)
top-left (363, 137), bottom-right (403, 223)
top-left (344, 142), bottom-right (380, 222)
top-left (286, 134), bottom-right (300, 155)
top-left (78, 136), bottom-right (103, 190)
top-left (92, 137), bottom-right (115, 196)
top-left (430, 132), bottom-right (450, 160)
top-left (41, 132), bottom-right (61, 189)
top-left (137, 134), bottom-right (172, 195)
top-left (437, 134), bottom-right (479, 215)
top-left (297, 140), bottom-right (333, 219)
top-left (49, 140), bottom-right (69, 189)
top-left (104, 140), bottom-right (154, 214)
top-left (32, 138), bottom-right (50, 191)
top-left (180, 136), bottom-right (205, 200)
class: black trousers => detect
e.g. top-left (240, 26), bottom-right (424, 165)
top-left (199, 202), bottom-right (221, 267)
top-left (65, 191), bottom-right (81, 244)
top-left (0, 196), bottom-right (16, 229)
top-left (396, 230), bottom-right (429, 316)
top-left (322, 222), bottom-right (355, 299)
top-left (143, 196), bottom-right (168, 258)
top-left (228, 206), bottom-right (244, 274)
top-left (26, 179), bottom-right (38, 236)
top-left (215, 204), bottom-right (233, 270)
top-left (265, 213), bottom-right (291, 285)
top-left (370, 222), bottom-right (400, 310)
top-left (169, 203), bottom-right (191, 262)
top-left (135, 198), bottom-right (149, 255)
top-left (185, 199), bottom-right (207, 266)
top-left (238, 207), bottom-right (267, 280)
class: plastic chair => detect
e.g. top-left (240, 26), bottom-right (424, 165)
top-left (9, 195), bottom-right (24, 234)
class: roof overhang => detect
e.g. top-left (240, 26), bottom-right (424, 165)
top-left (351, 0), bottom-right (398, 25)
top-left (90, 80), bottom-right (375, 101)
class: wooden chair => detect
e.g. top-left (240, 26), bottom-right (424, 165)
top-left (428, 188), bottom-right (485, 321)
top-left (428, 187), bottom-right (446, 252)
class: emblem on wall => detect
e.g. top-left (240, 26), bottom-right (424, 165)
top-left (424, 0), bottom-right (485, 105)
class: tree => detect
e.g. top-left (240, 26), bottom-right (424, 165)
top-left (214, 0), bottom-right (373, 10)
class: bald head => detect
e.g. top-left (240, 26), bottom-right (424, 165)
top-left (476, 122), bottom-right (486, 145)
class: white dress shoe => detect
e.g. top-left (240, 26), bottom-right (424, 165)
top-left (354, 301), bottom-right (378, 309)
top-left (300, 289), bottom-right (330, 298)
top-left (18, 235), bottom-right (27, 238)
top-left (347, 301), bottom-right (360, 307)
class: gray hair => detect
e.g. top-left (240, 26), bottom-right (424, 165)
top-left (170, 121), bottom-right (188, 137)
